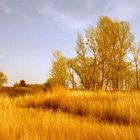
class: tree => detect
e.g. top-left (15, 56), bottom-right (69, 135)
top-left (131, 43), bottom-right (140, 89)
top-left (67, 66), bottom-right (77, 89)
top-left (48, 50), bottom-right (68, 87)
top-left (14, 80), bottom-right (27, 87)
top-left (19, 80), bottom-right (27, 87)
top-left (93, 17), bottom-right (116, 90)
top-left (86, 17), bottom-right (134, 91)
top-left (113, 21), bottom-right (133, 91)
top-left (48, 16), bottom-right (136, 91)
top-left (0, 72), bottom-right (7, 86)
top-left (67, 33), bottom-right (100, 90)
top-left (68, 16), bottom-right (134, 91)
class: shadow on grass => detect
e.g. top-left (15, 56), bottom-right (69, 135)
top-left (20, 99), bottom-right (140, 126)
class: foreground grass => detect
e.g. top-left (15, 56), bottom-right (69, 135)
top-left (0, 90), bottom-right (140, 140)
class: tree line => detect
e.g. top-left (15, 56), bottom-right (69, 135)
top-left (47, 16), bottom-right (140, 92)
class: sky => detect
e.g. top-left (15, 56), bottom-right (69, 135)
top-left (0, 0), bottom-right (140, 86)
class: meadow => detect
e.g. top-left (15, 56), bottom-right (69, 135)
top-left (0, 87), bottom-right (140, 140)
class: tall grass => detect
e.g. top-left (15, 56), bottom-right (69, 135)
top-left (0, 89), bottom-right (140, 140)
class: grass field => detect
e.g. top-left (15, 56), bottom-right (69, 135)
top-left (0, 88), bottom-right (140, 140)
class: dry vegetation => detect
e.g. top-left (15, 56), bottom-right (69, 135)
top-left (0, 88), bottom-right (140, 140)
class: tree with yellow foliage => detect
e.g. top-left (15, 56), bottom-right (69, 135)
top-left (48, 51), bottom-right (68, 87)
top-left (131, 43), bottom-right (140, 89)
top-left (48, 16), bottom-right (137, 92)
top-left (0, 72), bottom-right (7, 87)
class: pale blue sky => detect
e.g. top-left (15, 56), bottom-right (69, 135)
top-left (0, 0), bottom-right (140, 86)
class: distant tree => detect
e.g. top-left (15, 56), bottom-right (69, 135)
top-left (19, 80), bottom-right (27, 87)
top-left (47, 50), bottom-right (68, 87)
top-left (13, 82), bottom-right (18, 87)
top-left (14, 80), bottom-right (27, 87)
top-left (0, 72), bottom-right (7, 86)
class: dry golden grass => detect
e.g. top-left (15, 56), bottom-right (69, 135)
top-left (0, 89), bottom-right (140, 140)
